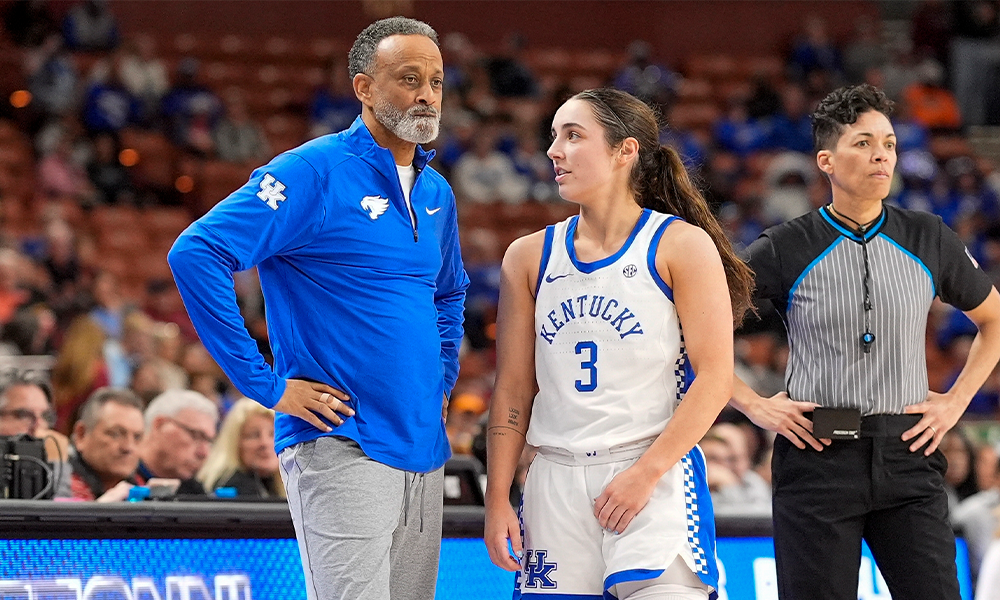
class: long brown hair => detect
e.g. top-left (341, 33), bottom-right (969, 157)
top-left (572, 88), bottom-right (755, 324)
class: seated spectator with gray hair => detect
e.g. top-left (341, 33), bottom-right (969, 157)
top-left (138, 389), bottom-right (218, 495)
top-left (0, 374), bottom-right (72, 498)
top-left (69, 387), bottom-right (145, 501)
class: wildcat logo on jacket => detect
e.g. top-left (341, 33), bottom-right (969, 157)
top-left (537, 294), bottom-right (644, 344)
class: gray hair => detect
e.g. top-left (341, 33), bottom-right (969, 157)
top-left (79, 387), bottom-right (145, 429)
top-left (144, 389), bottom-right (219, 429)
top-left (348, 16), bottom-right (438, 79)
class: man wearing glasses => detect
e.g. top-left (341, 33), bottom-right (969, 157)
top-left (137, 389), bottom-right (218, 496)
top-left (0, 374), bottom-right (72, 497)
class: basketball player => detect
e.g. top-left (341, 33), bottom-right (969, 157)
top-left (484, 88), bottom-right (754, 600)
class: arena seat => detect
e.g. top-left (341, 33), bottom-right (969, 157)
top-left (668, 102), bottom-right (722, 131)
top-left (685, 54), bottom-right (737, 81)
top-left (119, 129), bottom-right (177, 191)
top-left (738, 55), bottom-right (785, 81)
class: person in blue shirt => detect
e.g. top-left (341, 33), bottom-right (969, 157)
top-left (168, 16), bottom-right (468, 600)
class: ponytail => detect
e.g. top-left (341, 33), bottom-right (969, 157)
top-left (639, 146), bottom-right (756, 325)
top-left (572, 88), bottom-right (755, 325)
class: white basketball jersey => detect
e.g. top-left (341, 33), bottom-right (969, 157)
top-left (527, 209), bottom-right (690, 453)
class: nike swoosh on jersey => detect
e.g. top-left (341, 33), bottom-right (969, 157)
top-left (545, 273), bottom-right (571, 283)
top-left (425, 206), bottom-right (442, 215)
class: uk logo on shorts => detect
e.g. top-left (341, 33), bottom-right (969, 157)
top-left (522, 550), bottom-right (558, 589)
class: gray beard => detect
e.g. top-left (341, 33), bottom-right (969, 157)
top-left (373, 98), bottom-right (440, 144)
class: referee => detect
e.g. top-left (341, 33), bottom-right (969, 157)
top-left (731, 84), bottom-right (1000, 599)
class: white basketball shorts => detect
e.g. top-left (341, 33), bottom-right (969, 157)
top-left (514, 439), bottom-right (719, 599)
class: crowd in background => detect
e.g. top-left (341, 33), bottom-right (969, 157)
top-left (4, 0), bottom-right (1000, 580)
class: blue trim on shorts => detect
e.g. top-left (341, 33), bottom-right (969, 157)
top-left (685, 446), bottom-right (720, 592)
top-left (602, 568), bottom-right (665, 599)
top-left (517, 595), bottom-right (603, 600)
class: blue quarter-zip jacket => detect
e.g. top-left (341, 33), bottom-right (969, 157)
top-left (168, 117), bottom-right (469, 472)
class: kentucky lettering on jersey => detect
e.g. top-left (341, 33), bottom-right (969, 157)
top-left (527, 210), bottom-right (688, 453)
top-left (538, 294), bottom-right (643, 344)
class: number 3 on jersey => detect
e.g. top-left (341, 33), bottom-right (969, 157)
top-left (575, 341), bottom-right (598, 392)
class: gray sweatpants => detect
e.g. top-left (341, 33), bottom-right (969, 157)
top-left (279, 435), bottom-right (444, 600)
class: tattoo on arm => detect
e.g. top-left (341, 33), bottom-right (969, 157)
top-left (488, 425), bottom-right (525, 437)
top-left (507, 407), bottom-right (520, 427)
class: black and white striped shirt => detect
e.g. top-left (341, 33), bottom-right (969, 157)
top-left (748, 205), bottom-right (993, 415)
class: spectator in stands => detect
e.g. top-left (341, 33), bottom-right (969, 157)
top-left (0, 249), bottom-right (30, 328)
top-left (761, 151), bottom-right (816, 225)
top-left (151, 322), bottom-right (187, 390)
top-left (69, 387), bottom-right (145, 501)
top-left (613, 40), bottom-right (679, 110)
top-left (61, 0), bottom-right (119, 52)
top-left (0, 374), bottom-right (71, 497)
top-left (950, 0), bottom-right (1000, 127)
top-left (434, 108), bottom-right (477, 175)
top-left (954, 462), bottom-right (1000, 584)
top-left (912, 0), bottom-right (955, 68)
top-left (441, 32), bottom-right (478, 97)
top-left (902, 59), bottom-right (962, 131)
top-left (197, 397), bottom-right (284, 498)
top-left (52, 315), bottom-right (110, 432)
top-left (137, 389), bottom-right (217, 495)
top-left (129, 359), bottom-right (163, 405)
top-left (89, 271), bottom-right (128, 341)
top-left (446, 391), bottom-right (486, 455)
top-left (938, 308), bottom-right (1000, 415)
top-left (87, 133), bottom-right (134, 204)
top-left (890, 98), bottom-right (931, 153)
top-left (160, 58), bottom-right (223, 154)
top-left (484, 32), bottom-right (538, 98)
top-left (105, 309), bottom-right (153, 388)
top-left (946, 156), bottom-right (1000, 228)
top-left (891, 149), bottom-right (947, 214)
top-left (735, 330), bottom-right (786, 400)
top-left (746, 76), bottom-right (783, 120)
top-left (511, 127), bottom-right (559, 201)
top-left (980, 440), bottom-right (1000, 490)
top-left (843, 15), bottom-right (886, 84)
top-left (3, 0), bottom-right (57, 48)
top-left (788, 15), bottom-right (844, 83)
top-left (309, 60), bottom-right (362, 138)
top-left (708, 422), bottom-right (771, 509)
top-left (214, 90), bottom-right (270, 164)
top-left (700, 432), bottom-right (745, 503)
top-left (942, 428), bottom-right (982, 511)
top-left (714, 95), bottom-right (772, 156)
top-left (0, 305), bottom-right (56, 357)
top-left (768, 82), bottom-right (814, 153)
top-left (81, 59), bottom-right (141, 135)
top-left (41, 218), bottom-right (81, 305)
top-left (144, 279), bottom-right (196, 342)
top-left (452, 122), bottom-right (529, 203)
top-left (37, 131), bottom-right (95, 204)
top-left (118, 35), bottom-right (169, 122)
top-left (25, 33), bottom-right (78, 117)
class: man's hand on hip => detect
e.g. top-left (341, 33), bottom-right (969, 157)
top-left (274, 380), bottom-right (354, 432)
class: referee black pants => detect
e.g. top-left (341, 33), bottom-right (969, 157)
top-left (771, 414), bottom-right (960, 600)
